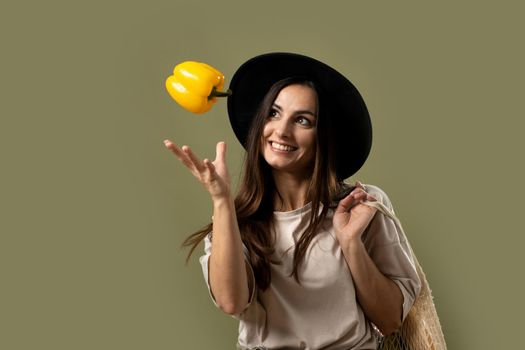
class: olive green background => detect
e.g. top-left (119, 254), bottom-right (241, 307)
top-left (2, 1), bottom-right (524, 349)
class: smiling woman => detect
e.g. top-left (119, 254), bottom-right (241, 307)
top-left (164, 53), bottom-right (422, 350)
top-left (261, 82), bottom-right (318, 187)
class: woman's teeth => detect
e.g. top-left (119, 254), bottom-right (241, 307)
top-left (271, 142), bottom-right (297, 152)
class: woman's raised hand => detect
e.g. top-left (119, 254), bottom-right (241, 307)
top-left (164, 140), bottom-right (231, 201)
top-left (333, 181), bottom-right (378, 245)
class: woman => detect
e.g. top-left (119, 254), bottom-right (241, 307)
top-left (164, 53), bottom-right (421, 350)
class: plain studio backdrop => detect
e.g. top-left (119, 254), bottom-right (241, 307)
top-left (1, 1), bottom-right (523, 349)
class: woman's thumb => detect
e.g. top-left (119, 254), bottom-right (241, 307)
top-left (216, 141), bottom-right (227, 161)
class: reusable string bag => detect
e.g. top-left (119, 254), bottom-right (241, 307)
top-left (362, 199), bottom-right (447, 350)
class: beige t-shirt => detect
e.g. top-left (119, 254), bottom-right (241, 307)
top-left (200, 184), bottom-right (421, 350)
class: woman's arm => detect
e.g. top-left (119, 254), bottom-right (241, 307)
top-left (339, 238), bottom-right (403, 335)
top-left (209, 196), bottom-right (252, 315)
top-left (164, 140), bottom-right (251, 315)
top-left (333, 182), bottom-right (403, 335)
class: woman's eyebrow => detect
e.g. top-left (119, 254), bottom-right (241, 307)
top-left (295, 110), bottom-right (316, 117)
top-left (272, 103), bottom-right (316, 117)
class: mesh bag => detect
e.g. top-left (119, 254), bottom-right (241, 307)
top-left (377, 255), bottom-right (447, 350)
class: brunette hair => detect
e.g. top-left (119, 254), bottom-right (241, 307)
top-left (182, 77), bottom-right (352, 290)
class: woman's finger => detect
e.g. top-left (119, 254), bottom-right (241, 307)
top-left (164, 140), bottom-right (195, 169)
top-left (352, 191), bottom-right (377, 206)
top-left (365, 193), bottom-right (377, 202)
top-left (348, 186), bottom-right (366, 198)
top-left (215, 141), bottom-right (227, 163)
top-left (336, 189), bottom-right (373, 213)
top-left (164, 139), bottom-right (180, 155)
top-left (203, 158), bottom-right (217, 177)
top-left (335, 191), bottom-right (358, 213)
top-left (182, 145), bottom-right (206, 173)
top-left (352, 192), bottom-right (371, 206)
top-left (352, 182), bottom-right (377, 202)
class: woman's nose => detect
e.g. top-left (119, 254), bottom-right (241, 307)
top-left (275, 118), bottom-right (292, 138)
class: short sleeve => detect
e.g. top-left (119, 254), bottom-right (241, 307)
top-left (361, 185), bottom-right (422, 322)
top-left (198, 233), bottom-right (256, 317)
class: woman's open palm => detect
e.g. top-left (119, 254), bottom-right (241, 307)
top-left (164, 140), bottom-right (231, 201)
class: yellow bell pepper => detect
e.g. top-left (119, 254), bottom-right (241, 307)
top-left (165, 61), bottom-right (231, 114)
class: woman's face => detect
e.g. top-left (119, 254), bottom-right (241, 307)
top-left (261, 84), bottom-right (318, 176)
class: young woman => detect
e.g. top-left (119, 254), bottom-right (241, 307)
top-left (164, 53), bottom-right (421, 350)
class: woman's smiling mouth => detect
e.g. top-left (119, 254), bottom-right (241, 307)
top-left (270, 141), bottom-right (298, 152)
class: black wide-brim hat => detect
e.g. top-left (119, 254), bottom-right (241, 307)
top-left (227, 52), bottom-right (372, 180)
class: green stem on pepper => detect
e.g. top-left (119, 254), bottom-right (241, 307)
top-left (208, 87), bottom-right (232, 99)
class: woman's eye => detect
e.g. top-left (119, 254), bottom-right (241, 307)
top-left (269, 109), bottom-right (278, 118)
top-left (296, 117), bottom-right (312, 126)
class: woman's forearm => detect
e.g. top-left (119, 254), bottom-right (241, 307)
top-left (340, 239), bottom-right (403, 335)
top-left (209, 196), bottom-right (251, 315)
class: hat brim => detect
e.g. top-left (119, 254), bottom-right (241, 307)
top-left (227, 52), bottom-right (372, 180)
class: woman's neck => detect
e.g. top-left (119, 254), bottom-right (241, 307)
top-left (271, 170), bottom-right (311, 212)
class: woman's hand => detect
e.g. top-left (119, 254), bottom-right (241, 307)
top-left (333, 181), bottom-right (378, 245)
top-left (164, 140), bottom-right (231, 202)
top-left (165, 139), bottom-right (251, 315)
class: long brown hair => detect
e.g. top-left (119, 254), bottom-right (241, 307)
top-left (182, 77), bottom-right (352, 290)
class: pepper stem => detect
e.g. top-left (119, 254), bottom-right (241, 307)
top-left (208, 87), bottom-right (232, 99)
